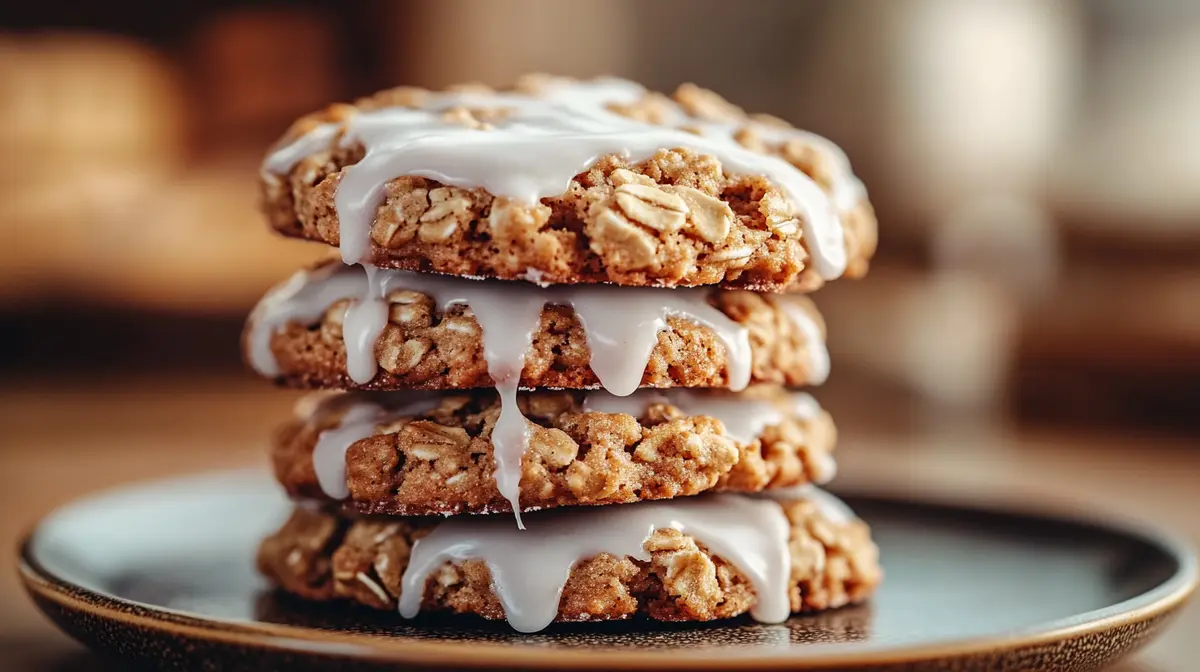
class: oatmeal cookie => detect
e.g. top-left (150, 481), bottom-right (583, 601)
top-left (244, 263), bottom-right (829, 392)
top-left (259, 76), bottom-right (875, 291)
top-left (257, 489), bottom-right (881, 623)
top-left (273, 387), bottom-right (837, 516)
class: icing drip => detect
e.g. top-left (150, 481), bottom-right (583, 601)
top-left (342, 265), bottom-right (391, 385)
top-left (312, 404), bottom-right (384, 500)
top-left (567, 284), bottom-right (751, 396)
top-left (249, 264), bottom-right (753, 522)
top-left (261, 123), bottom-right (340, 176)
top-left (770, 296), bottom-right (830, 385)
top-left (433, 275), bottom-right (543, 527)
top-left (491, 377), bottom-right (531, 528)
top-left (308, 394), bottom-right (442, 500)
top-left (397, 493), bottom-right (792, 632)
top-left (248, 265), bottom-right (752, 394)
top-left (247, 264), bottom-right (366, 378)
top-left (342, 297), bottom-right (390, 385)
top-left (263, 79), bottom-right (859, 279)
top-left (351, 266), bottom-right (545, 525)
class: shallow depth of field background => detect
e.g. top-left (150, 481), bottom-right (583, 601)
top-left (2, 0), bottom-right (1196, 431)
top-left (1, 1), bottom-right (1198, 668)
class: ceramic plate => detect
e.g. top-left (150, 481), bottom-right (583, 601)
top-left (19, 470), bottom-right (1196, 671)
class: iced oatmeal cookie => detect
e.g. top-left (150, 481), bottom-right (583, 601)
top-left (244, 262), bottom-right (830, 392)
top-left (260, 76), bottom-right (875, 291)
top-left (257, 489), bottom-right (881, 624)
top-left (272, 387), bottom-right (837, 516)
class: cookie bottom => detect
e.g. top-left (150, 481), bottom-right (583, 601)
top-left (257, 489), bottom-right (881, 627)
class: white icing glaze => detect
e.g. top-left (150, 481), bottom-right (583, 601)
top-left (342, 298), bottom-right (389, 385)
top-left (535, 76), bottom-right (648, 107)
top-left (248, 264), bottom-right (752, 394)
top-left (687, 120), bottom-right (865, 270)
top-left (491, 376), bottom-right (531, 529)
top-left (262, 79), bottom-right (859, 279)
top-left (307, 393), bottom-right (442, 500)
top-left (770, 296), bottom-right (830, 385)
top-left (249, 264), bottom-right (753, 522)
top-left (246, 264), bottom-right (363, 378)
top-left (312, 403), bottom-right (384, 500)
top-left (397, 493), bottom-right (792, 632)
top-left (583, 388), bottom-right (835, 484)
top-left (583, 389), bottom-right (796, 444)
top-left (781, 130), bottom-right (866, 214)
top-left (810, 453), bottom-right (838, 485)
top-left (791, 391), bottom-right (821, 419)
top-left (757, 485), bottom-right (856, 526)
top-left (261, 123), bottom-right (340, 177)
top-left (568, 284), bottom-right (751, 396)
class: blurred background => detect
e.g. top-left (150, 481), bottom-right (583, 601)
top-left (1, 0), bottom-right (1198, 669)
top-left (2, 0), bottom-right (1197, 430)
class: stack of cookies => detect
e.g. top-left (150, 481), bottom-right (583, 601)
top-left (247, 76), bottom-right (882, 632)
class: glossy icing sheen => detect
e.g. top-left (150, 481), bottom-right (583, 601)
top-left (307, 393), bottom-right (441, 500)
top-left (262, 78), bottom-right (864, 280)
top-left (398, 493), bottom-right (794, 632)
top-left (252, 264), bottom-right (765, 524)
top-left (395, 489), bottom-right (858, 632)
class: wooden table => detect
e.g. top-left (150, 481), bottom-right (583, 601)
top-left (1, 376), bottom-right (1196, 670)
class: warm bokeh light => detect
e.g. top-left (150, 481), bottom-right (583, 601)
top-left (1, 1), bottom-right (1195, 432)
top-left (1, 2), bottom-right (1197, 667)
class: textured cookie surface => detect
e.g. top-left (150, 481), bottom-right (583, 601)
top-left (257, 492), bottom-right (881, 623)
top-left (273, 387), bottom-right (837, 516)
top-left (260, 75), bottom-right (876, 291)
top-left (245, 264), bottom-right (828, 392)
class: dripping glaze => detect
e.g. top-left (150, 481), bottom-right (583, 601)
top-left (262, 78), bottom-right (861, 279)
top-left (250, 264), bottom-right (760, 524)
top-left (398, 493), bottom-right (793, 632)
top-left (395, 488), bottom-right (860, 632)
